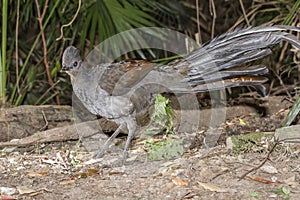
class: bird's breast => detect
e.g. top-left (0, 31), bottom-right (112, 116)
top-left (73, 83), bottom-right (134, 119)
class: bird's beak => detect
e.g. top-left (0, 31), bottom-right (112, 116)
top-left (60, 64), bottom-right (69, 72)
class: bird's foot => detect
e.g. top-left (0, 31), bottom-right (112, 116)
top-left (93, 124), bottom-right (124, 159)
top-left (93, 148), bottom-right (106, 159)
top-left (96, 152), bottom-right (128, 168)
top-left (120, 150), bottom-right (128, 166)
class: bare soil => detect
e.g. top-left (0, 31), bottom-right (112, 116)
top-left (1, 96), bottom-right (300, 200)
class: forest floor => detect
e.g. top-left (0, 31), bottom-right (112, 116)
top-left (0, 95), bottom-right (300, 199)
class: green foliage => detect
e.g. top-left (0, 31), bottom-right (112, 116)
top-left (282, 0), bottom-right (300, 25)
top-left (142, 94), bottom-right (181, 160)
top-left (0, 0), bottom-right (8, 104)
top-left (0, 0), bottom-right (201, 106)
top-left (282, 94), bottom-right (300, 127)
top-left (270, 187), bottom-right (290, 200)
top-left (142, 94), bottom-right (175, 136)
top-left (152, 94), bottom-right (175, 134)
top-left (229, 132), bottom-right (273, 155)
top-left (250, 191), bottom-right (259, 199)
top-left (78, 0), bottom-right (159, 59)
top-left (145, 137), bottom-right (184, 160)
top-left (1, 0), bottom-right (189, 106)
top-left (0, 0), bottom-right (299, 106)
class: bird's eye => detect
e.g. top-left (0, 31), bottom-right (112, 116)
top-left (73, 61), bottom-right (78, 67)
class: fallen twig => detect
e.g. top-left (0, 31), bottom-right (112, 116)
top-left (239, 139), bottom-right (279, 180)
top-left (239, 137), bottom-right (300, 180)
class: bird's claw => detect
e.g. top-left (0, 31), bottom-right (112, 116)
top-left (93, 146), bottom-right (128, 166)
top-left (93, 148), bottom-right (106, 159)
top-left (120, 150), bottom-right (128, 165)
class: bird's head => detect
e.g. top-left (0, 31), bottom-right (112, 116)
top-left (61, 46), bottom-right (82, 75)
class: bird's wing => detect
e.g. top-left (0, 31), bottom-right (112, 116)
top-left (98, 60), bottom-right (156, 95)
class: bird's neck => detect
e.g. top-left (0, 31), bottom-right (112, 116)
top-left (67, 71), bottom-right (79, 77)
top-left (67, 71), bottom-right (79, 86)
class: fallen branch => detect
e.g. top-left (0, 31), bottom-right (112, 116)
top-left (239, 139), bottom-right (279, 180)
top-left (0, 120), bottom-right (102, 147)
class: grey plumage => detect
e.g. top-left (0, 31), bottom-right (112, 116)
top-left (62, 25), bottom-right (300, 164)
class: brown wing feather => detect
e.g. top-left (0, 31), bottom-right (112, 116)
top-left (99, 60), bottom-right (156, 95)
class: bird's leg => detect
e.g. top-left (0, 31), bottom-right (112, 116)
top-left (121, 117), bottom-right (137, 165)
top-left (93, 123), bottom-right (125, 159)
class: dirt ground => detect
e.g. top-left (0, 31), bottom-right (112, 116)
top-left (0, 96), bottom-right (300, 199)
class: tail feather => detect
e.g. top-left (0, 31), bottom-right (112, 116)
top-left (191, 76), bottom-right (268, 96)
top-left (187, 49), bottom-right (271, 78)
top-left (168, 25), bottom-right (300, 96)
top-left (175, 25), bottom-right (300, 79)
top-left (168, 76), bottom-right (268, 96)
top-left (187, 65), bottom-right (269, 84)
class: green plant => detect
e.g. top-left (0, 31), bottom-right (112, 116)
top-left (270, 187), bottom-right (290, 200)
top-left (0, 0), bottom-right (8, 104)
top-left (0, 0), bottom-right (198, 106)
top-left (282, 94), bottom-right (300, 127)
top-left (152, 94), bottom-right (175, 134)
top-left (145, 137), bottom-right (184, 160)
top-left (1, 0), bottom-right (299, 107)
top-left (142, 94), bottom-right (175, 136)
top-left (250, 191), bottom-right (259, 199)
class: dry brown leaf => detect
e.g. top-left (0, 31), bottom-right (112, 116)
top-left (108, 171), bottom-right (124, 175)
top-left (276, 109), bottom-right (285, 116)
top-left (198, 182), bottom-right (228, 193)
top-left (87, 169), bottom-right (101, 176)
top-left (16, 186), bottom-right (36, 195)
top-left (29, 191), bottom-right (43, 197)
top-left (248, 176), bottom-right (282, 184)
top-left (172, 178), bottom-right (188, 186)
top-left (225, 121), bottom-right (236, 126)
top-left (1, 194), bottom-right (17, 200)
top-left (26, 170), bottom-right (48, 177)
top-left (59, 180), bottom-right (76, 185)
